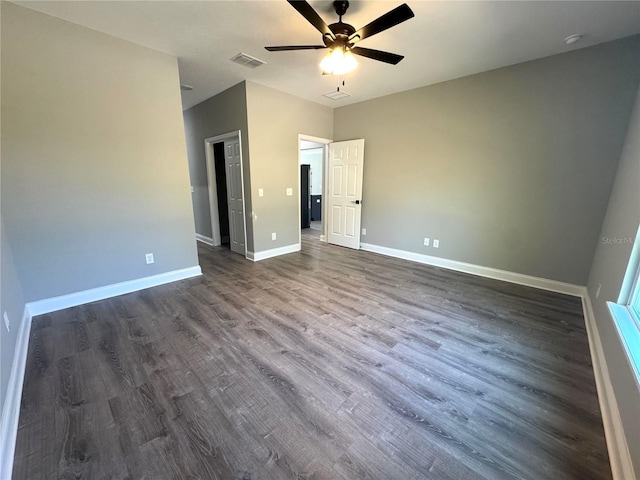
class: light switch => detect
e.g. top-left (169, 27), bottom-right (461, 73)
top-left (286, 188), bottom-right (293, 196)
top-left (259, 188), bottom-right (264, 197)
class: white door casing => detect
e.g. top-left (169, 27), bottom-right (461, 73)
top-left (327, 139), bottom-right (365, 249)
top-left (224, 138), bottom-right (246, 255)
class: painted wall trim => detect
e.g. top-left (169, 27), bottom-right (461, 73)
top-left (1, 247), bottom-right (628, 480)
top-left (582, 295), bottom-right (636, 480)
top-left (360, 242), bottom-right (584, 296)
top-left (195, 234), bottom-right (215, 246)
top-left (358, 241), bottom-right (631, 476)
top-left (0, 306), bottom-right (33, 480)
top-left (27, 266), bottom-right (202, 317)
top-left (0, 266), bottom-right (203, 477)
top-left (248, 244), bottom-right (300, 262)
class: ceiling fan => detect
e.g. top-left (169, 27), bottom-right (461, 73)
top-left (265, 0), bottom-right (414, 75)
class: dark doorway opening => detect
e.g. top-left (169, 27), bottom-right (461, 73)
top-left (213, 142), bottom-right (230, 245)
top-left (301, 164), bottom-right (311, 229)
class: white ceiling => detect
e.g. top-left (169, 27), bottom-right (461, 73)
top-left (14, 1), bottom-right (640, 110)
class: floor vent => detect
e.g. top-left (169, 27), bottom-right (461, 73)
top-left (230, 52), bottom-right (266, 69)
top-left (323, 90), bottom-right (351, 100)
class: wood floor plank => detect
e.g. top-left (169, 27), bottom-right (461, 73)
top-left (13, 225), bottom-right (611, 479)
top-left (56, 400), bottom-right (128, 480)
top-left (166, 391), bottom-right (237, 479)
top-left (17, 327), bottom-right (56, 429)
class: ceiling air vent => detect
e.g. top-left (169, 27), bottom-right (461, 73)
top-left (230, 52), bottom-right (266, 69)
top-left (323, 90), bottom-right (351, 100)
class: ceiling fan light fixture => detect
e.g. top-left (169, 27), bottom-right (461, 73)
top-left (320, 47), bottom-right (358, 75)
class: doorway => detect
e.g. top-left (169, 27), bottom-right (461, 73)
top-left (297, 136), bottom-right (366, 250)
top-left (213, 142), bottom-right (230, 245)
top-left (204, 131), bottom-right (247, 257)
top-left (298, 135), bottom-right (331, 246)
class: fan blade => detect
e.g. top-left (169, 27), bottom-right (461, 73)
top-left (287, 0), bottom-right (335, 39)
top-left (349, 4), bottom-right (414, 43)
top-left (351, 47), bottom-right (404, 65)
top-left (266, 45), bottom-right (327, 51)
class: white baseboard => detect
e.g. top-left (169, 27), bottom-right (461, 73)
top-left (247, 243), bottom-right (301, 262)
top-left (582, 295), bottom-right (636, 480)
top-left (0, 306), bottom-right (33, 480)
top-left (27, 266), bottom-right (202, 317)
top-left (358, 242), bottom-right (629, 476)
top-left (320, 234), bottom-right (326, 242)
top-left (0, 265), bottom-right (202, 477)
top-left (360, 243), bottom-right (584, 297)
top-left (195, 234), bottom-right (215, 246)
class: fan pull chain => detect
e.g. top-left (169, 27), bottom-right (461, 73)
top-left (336, 75), bottom-right (346, 93)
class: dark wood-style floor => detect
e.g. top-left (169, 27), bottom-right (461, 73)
top-left (13, 229), bottom-right (611, 479)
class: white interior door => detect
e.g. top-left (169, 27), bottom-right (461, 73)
top-left (224, 138), bottom-right (246, 255)
top-left (327, 139), bottom-right (365, 249)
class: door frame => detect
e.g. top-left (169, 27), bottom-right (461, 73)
top-left (297, 134), bottom-right (332, 246)
top-left (204, 131), bottom-right (247, 256)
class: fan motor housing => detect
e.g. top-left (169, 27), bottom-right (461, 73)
top-left (324, 22), bottom-right (356, 47)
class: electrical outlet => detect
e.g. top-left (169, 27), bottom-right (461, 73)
top-left (424, 238), bottom-right (430, 246)
top-left (258, 188), bottom-right (264, 197)
top-left (272, 232), bottom-right (277, 240)
top-left (3, 312), bottom-right (9, 332)
top-left (596, 284), bottom-right (602, 299)
top-left (286, 188), bottom-right (293, 196)
top-left (362, 228), bottom-right (367, 236)
top-left (433, 239), bottom-right (439, 248)
top-left (145, 253), bottom-right (154, 264)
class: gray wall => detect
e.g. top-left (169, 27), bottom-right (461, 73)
top-left (587, 85), bottom-right (640, 474)
top-left (183, 82), bottom-right (252, 249)
top-left (0, 219), bottom-right (26, 425)
top-left (1, 2), bottom-right (198, 301)
top-left (334, 36), bottom-right (640, 285)
top-left (245, 81), bottom-right (333, 252)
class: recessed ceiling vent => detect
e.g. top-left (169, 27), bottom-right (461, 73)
top-left (323, 90), bottom-right (351, 100)
top-left (230, 52), bottom-right (266, 69)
